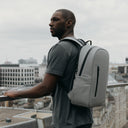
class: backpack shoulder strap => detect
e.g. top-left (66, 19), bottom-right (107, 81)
top-left (60, 37), bottom-right (92, 47)
top-left (60, 37), bottom-right (83, 47)
top-left (60, 37), bottom-right (93, 93)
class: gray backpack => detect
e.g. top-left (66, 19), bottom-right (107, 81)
top-left (62, 37), bottom-right (109, 107)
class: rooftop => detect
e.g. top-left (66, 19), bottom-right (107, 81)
top-left (0, 108), bottom-right (30, 127)
top-left (0, 107), bottom-right (52, 128)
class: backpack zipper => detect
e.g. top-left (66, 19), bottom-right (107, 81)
top-left (94, 66), bottom-right (100, 97)
top-left (79, 47), bottom-right (94, 76)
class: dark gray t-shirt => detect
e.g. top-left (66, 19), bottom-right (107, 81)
top-left (46, 40), bottom-right (93, 128)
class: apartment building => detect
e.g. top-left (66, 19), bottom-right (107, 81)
top-left (0, 64), bottom-right (35, 87)
top-left (110, 63), bottom-right (128, 74)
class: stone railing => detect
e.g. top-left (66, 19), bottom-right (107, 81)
top-left (92, 83), bottom-right (128, 128)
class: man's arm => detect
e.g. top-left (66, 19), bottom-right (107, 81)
top-left (4, 73), bottom-right (59, 98)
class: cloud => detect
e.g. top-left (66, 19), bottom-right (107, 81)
top-left (0, 0), bottom-right (128, 63)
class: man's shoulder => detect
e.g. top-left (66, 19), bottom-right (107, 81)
top-left (58, 40), bottom-right (78, 51)
top-left (49, 42), bottom-right (70, 57)
top-left (49, 40), bottom-right (78, 58)
top-left (59, 39), bottom-right (73, 46)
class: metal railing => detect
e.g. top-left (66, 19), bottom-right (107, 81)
top-left (0, 95), bottom-right (21, 102)
top-left (107, 83), bottom-right (128, 88)
top-left (0, 83), bottom-right (128, 102)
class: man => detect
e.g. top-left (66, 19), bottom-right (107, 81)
top-left (4, 9), bottom-right (93, 128)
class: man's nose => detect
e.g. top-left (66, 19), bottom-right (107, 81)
top-left (49, 21), bottom-right (53, 27)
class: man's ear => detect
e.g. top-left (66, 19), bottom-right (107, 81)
top-left (66, 19), bottom-right (73, 28)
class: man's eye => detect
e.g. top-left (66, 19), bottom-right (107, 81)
top-left (53, 18), bottom-right (59, 21)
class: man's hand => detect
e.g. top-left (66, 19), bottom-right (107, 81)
top-left (4, 90), bottom-right (19, 98)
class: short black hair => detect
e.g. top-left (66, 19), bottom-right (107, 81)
top-left (56, 9), bottom-right (76, 27)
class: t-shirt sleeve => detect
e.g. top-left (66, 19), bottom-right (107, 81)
top-left (46, 44), bottom-right (69, 77)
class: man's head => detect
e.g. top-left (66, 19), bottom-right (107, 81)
top-left (49, 9), bottom-right (76, 40)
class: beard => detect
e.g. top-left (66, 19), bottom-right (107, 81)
top-left (50, 27), bottom-right (66, 39)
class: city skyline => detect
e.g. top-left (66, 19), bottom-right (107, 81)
top-left (0, 0), bottom-right (128, 64)
top-left (1, 56), bottom-right (47, 64)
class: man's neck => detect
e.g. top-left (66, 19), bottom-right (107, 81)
top-left (58, 31), bottom-right (74, 40)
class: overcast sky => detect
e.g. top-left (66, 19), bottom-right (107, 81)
top-left (0, 0), bottom-right (128, 64)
